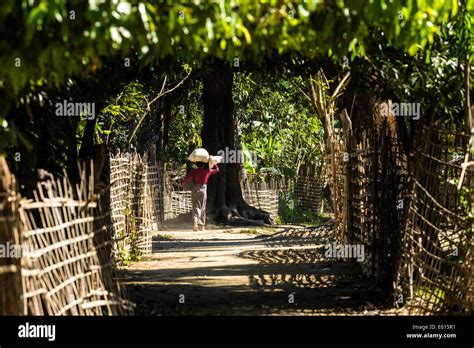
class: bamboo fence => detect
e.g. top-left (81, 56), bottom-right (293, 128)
top-left (0, 157), bottom-right (23, 315)
top-left (395, 124), bottom-right (473, 314)
top-left (163, 170), bottom-right (326, 221)
top-left (109, 152), bottom-right (162, 262)
top-left (325, 101), bottom-right (473, 313)
top-left (323, 101), bottom-right (409, 298)
top-left (1, 114), bottom-right (472, 315)
top-left (0, 159), bottom-right (133, 315)
top-left (348, 120), bottom-right (407, 293)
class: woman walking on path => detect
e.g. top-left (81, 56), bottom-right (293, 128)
top-left (182, 162), bottom-right (219, 231)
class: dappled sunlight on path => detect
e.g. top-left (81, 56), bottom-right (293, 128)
top-left (118, 223), bottom-right (406, 315)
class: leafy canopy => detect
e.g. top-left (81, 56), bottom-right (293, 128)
top-left (0, 0), bottom-right (465, 97)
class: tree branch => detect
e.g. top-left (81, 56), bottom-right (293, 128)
top-left (128, 69), bottom-right (192, 146)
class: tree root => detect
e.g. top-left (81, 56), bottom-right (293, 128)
top-left (212, 201), bottom-right (273, 226)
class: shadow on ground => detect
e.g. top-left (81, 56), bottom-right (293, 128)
top-left (118, 223), bottom-right (388, 315)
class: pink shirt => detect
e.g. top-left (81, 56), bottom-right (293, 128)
top-left (183, 165), bottom-right (219, 185)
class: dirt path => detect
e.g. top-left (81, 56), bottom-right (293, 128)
top-left (118, 223), bottom-right (400, 315)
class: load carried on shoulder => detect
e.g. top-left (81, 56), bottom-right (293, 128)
top-left (187, 148), bottom-right (223, 169)
top-left (187, 148), bottom-right (209, 162)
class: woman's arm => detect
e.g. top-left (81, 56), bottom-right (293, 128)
top-left (209, 164), bottom-right (219, 175)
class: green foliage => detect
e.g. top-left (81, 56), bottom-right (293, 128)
top-left (278, 192), bottom-right (329, 225)
top-left (74, 116), bottom-right (110, 154)
top-left (416, 285), bottom-right (446, 302)
top-left (153, 233), bottom-right (175, 241)
top-left (0, 0), bottom-right (468, 156)
top-left (447, 176), bottom-right (472, 221)
top-left (0, 0), bottom-right (461, 99)
top-left (101, 81), bottom-right (149, 151)
top-left (166, 79), bottom-right (203, 163)
top-left (118, 207), bottom-right (142, 265)
top-left (355, 10), bottom-right (471, 124)
top-left (234, 72), bottom-right (323, 174)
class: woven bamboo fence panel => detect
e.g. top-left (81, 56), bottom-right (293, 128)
top-left (325, 137), bottom-right (348, 242)
top-left (164, 191), bottom-right (193, 220)
top-left (242, 174), bottom-right (288, 218)
top-left (347, 122), bottom-right (408, 293)
top-left (395, 124), bottom-right (473, 314)
top-left (17, 164), bottom-right (133, 315)
top-left (293, 173), bottom-right (325, 213)
top-left (0, 157), bottom-right (23, 315)
top-left (164, 171), bottom-right (325, 221)
top-left (326, 109), bottom-right (473, 313)
top-left (243, 190), bottom-right (280, 217)
top-left (243, 172), bottom-right (325, 218)
top-left (323, 103), bottom-right (408, 298)
top-left (109, 152), bottom-right (161, 261)
top-left (146, 164), bottom-right (164, 229)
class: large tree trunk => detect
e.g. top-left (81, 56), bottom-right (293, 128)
top-left (201, 60), bottom-right (271, 225)
top-left (152, 93), bottom-right (175, 227)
